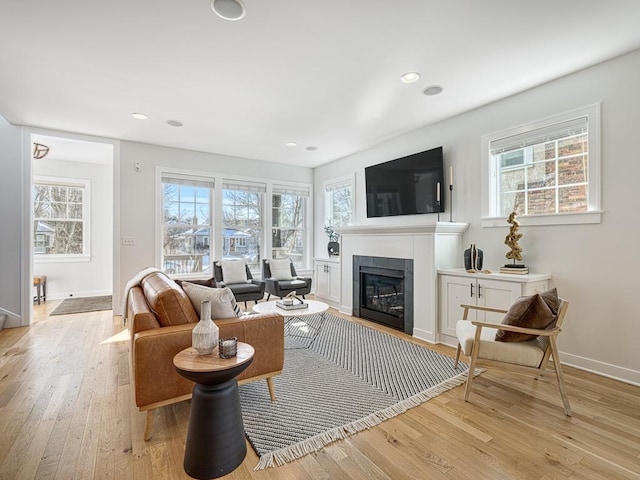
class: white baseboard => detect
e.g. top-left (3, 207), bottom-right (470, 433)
top-left (0, 306), bottom-right (23, 328)
top-left (47, 290), bottom-right (113, 301)
top-left (413, 327), bottom-right (436, 344)
top-left (561, 352), bottom-right (640, 387)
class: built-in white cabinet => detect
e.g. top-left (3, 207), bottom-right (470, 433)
top-left (438, 269), bottom-right (551, 346)
top-left (314, 258), bottom-right (341, 307)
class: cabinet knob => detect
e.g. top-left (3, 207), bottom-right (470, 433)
top-left (477, 284), bottom-right (482, 298)
top-left (470, 283), bottom-right (474, 298)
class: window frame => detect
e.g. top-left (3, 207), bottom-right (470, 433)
top-left (481, 104), bottom-right (602, 227)
top-left (156, 168), bottom-right (313, 278)
top-left (323, 173), bottom-right (355, 228)
top-left (33, 175), bottom-right (91, 263)
top-left (221, 179), bottom-right (266, 273)
top-left (271, 183), bottom-right (310, 270)
top-left (159, 172), bottom-right (215, 278)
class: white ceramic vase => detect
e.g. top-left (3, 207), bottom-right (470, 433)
top-left (192, 300), bottom-right (219, 355)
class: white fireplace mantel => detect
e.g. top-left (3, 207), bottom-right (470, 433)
top-left (336, 222), bottom-right (469, 343)
top-left (336, 222), bottom-right (469, 236)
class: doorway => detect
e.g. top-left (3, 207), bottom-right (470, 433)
top-left (30, 133), bottom-right (115, 314)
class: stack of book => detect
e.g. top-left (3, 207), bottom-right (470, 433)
top-left (500, 266), bottom-right (529, 275)
top-left (276, 299), bottom-right (308, 310)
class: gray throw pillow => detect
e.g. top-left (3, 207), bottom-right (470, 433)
top-left (182, 282), bottom-right (241, 319)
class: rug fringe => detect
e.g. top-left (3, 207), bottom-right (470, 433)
top-left (254, 368), bottom-right (483, 470)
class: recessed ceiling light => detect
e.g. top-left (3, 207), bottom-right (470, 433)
top-left (131, 112), bottom-right (148, 120)
top-left (210, 0), bottom-right (246, 21)
top-left (167, 120), bottom-right (183, 127)
top-left (400, 72), bottom-right (420, 84)
top-left (285, 142), bottom-right (297, 147)
top-left (305, 146), bottom-right (318, 151)
top-left (423, 85), bottom-right (443, 96)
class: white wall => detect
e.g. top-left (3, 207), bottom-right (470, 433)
top-left (314, 49), bottom-right (640, 384)
top-left (117, 141), bottom-right (314, 311)
top-left (0, 119), bottom-right (25, 327)
top-left (33, 159), bottom-right (113, 299)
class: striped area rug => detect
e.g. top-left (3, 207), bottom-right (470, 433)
top-left (239, 313), bottom-right (474, 470)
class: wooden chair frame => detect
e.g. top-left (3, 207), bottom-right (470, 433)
top-left (454, 299), bottom-right (571, 416)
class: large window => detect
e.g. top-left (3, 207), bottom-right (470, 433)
top-left (222, 180), bottom-right (265, 271)
top-left (161, 174), bottom-right (214, 275)
top-left (323, 174), bottom-right (354, 227)
top-left (33, 178), bottom-right (89, 257)
top-left (272, 185), bottom-right (308, 268)
top-left (482, 104), bottom-right (601, 226)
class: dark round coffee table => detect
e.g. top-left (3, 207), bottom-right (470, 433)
top-left (173, 343), bottom-right (254, 479)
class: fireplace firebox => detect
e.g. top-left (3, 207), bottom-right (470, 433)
top-left (353, 256), bottom-right (413, 334)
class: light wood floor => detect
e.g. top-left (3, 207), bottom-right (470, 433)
top-left (1, 300), bottom-right (639, 480)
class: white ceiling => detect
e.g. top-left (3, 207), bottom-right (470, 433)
top-left (2, 0), bottom-right (640, 168)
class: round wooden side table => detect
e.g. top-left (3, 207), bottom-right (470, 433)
top-left (173, 343), bottom-right (254, 480)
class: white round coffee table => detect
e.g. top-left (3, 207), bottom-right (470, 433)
top-left (252, 299), bottom-right (329, 317)
top-left (253, 299), bottom-right (329, 346)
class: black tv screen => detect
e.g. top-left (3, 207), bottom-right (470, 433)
top-left (365, 146), bottom-right (444, 218)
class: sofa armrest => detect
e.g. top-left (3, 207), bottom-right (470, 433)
top-left (250, 279), bottom-right (266, 294)
top-left (132, 323), bottom-right (196, 409)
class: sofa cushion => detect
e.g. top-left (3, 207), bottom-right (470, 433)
top-left (227, 282), bottom-right (263, 295)
top-left (268, 259), bottom-right (293, 280)
top-left (495, 293), bottom-right (555, 342)
top-left (182, 282), bottom-right (241, 319)
top-left (456, 320), bottom-right (545, 367)
top-left (219, 260), bottom-right (249, 284)
top-left (140, 271), bottom-right (198, 327)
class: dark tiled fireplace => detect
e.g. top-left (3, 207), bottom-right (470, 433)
top-left (353, 255), bottom-right (413, 334)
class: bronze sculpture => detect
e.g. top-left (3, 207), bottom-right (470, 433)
top-left (504, 212), bottom-right (523, 263)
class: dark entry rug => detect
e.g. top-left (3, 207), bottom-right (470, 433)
top-left (50, 295), bottom-right (113, 315)
top-left (239, 313), bottom-right (478, 469)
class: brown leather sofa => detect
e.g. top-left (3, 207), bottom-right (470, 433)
top-left (127, 271), bottom-right (284, 440)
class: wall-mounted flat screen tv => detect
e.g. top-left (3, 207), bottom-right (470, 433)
top-left (365, 146), bottom-right (444, 218)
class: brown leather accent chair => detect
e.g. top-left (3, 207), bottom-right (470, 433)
top-left (127, 271), bottom-right (284, 440)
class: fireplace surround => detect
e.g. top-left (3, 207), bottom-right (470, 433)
top-left (336, 223), bottom-right (469, 343)
top-left (353, 255), bottom-right (413, 334)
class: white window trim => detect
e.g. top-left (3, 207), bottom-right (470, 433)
top-left (155, 167), bottom-right (313, 276)
top-left (33, 175), bottom-right (91, 263)
top-left (271, 180), bottom-right (313, 270)
top-left (323, 172), bottom-right (355, 227)
top-left (221, 179), bottom-right (266, 273)
top-left (157, 168), bottom-right (216, 279)
top-left (481, 104), bottom-right (602, 227)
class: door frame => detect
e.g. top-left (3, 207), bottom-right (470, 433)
top-left (22, 127), bottom-right (121, 325)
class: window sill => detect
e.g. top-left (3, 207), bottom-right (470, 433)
top-left (34, 254), bottom-right (92, 263)
top-left (481, 210), bottom-right (602, 227)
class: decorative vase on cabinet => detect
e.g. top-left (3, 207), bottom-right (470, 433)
top-left (192, 300), bottom-right (219, 355)
top-left (464, 244), bottom-right (483, 271)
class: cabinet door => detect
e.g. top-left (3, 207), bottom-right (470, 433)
top-left (327, 263), bottom-right (341, 304)
top-left (314, 262), bottom-right (329, 299)
top-left (476, 279), bottom-right (521, 323)
top-left (439, 275), bottom-right (475, 337)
